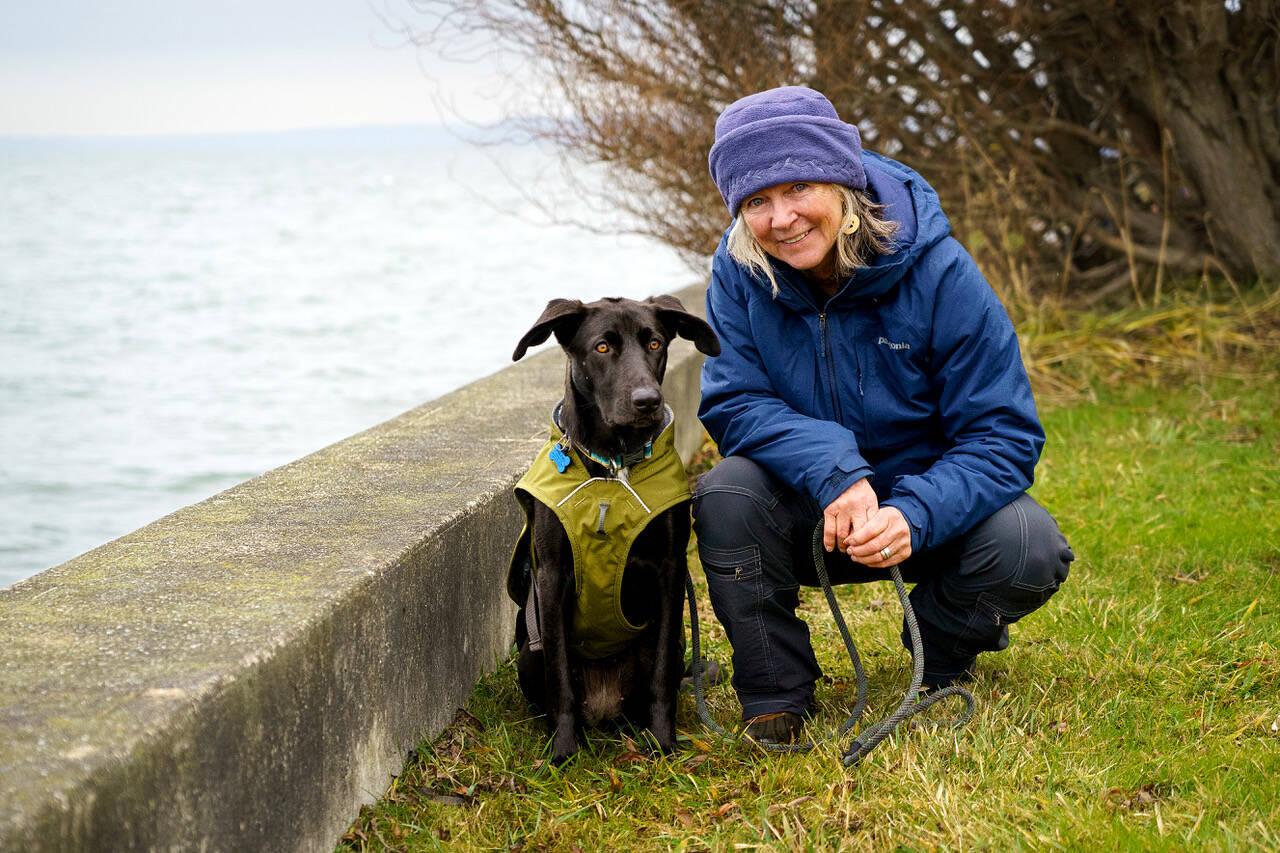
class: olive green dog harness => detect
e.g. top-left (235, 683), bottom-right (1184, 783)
top-left (509, 406), bottom-right (690, 660)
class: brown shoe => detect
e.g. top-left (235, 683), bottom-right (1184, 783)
top-left (744, 711), bottom-right (805, 744)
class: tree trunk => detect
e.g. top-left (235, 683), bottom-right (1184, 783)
top-left (1163, 78), bottom-right (1280, 279)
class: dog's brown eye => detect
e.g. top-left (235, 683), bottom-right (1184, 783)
top-left (595, 342), bottom-right (609, 353)
top-left (648, 339), bottom-right (662, 350)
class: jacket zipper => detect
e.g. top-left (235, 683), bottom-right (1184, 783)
top-left (818, 312), bottom-right (847, 423)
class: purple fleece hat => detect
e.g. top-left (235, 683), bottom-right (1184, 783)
top-left (708, 86), bottom-right (866, 215)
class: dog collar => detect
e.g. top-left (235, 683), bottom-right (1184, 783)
top-left (551, 401), bottom-right (663, 475)
top-left (568, 440), bottom-right (654, 474)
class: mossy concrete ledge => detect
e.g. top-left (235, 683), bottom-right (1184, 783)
top-left (0, 284), bottom-right (710, 853)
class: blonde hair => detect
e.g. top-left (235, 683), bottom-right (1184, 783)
top-left (727, 183), bottom-right (899, 295)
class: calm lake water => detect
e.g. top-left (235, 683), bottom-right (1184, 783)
top-left (0, 127), bottom-right (694, 588)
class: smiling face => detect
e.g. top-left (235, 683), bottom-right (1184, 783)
top-left (740, 181), bottom-right (844, 281)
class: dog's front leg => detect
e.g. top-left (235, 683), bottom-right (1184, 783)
top-left (539, 568), bottom-right (580, 763)
top-left (646, 519), bottom-right (688, 754)
top-left (532, 520), bottom-right (581, 764)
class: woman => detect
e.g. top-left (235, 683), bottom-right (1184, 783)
top-left (694, 86), bottom-right (1074, 744)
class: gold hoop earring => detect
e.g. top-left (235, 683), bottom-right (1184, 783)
top-left (842, 215), bottom-right (861, 235)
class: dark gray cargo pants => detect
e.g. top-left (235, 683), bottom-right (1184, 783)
top-left (692, 456), bottom-right (1074, 720)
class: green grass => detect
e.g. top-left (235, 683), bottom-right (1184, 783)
top-left (338, 330), bottom-right (1279, 851)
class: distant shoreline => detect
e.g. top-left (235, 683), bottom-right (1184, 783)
top-left (0, 123), bottom-right (518, 151)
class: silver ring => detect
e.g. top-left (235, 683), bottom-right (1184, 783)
top-left (880, 547), bottom-right (893, 561)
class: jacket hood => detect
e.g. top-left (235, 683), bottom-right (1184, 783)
top-left (723, 151), bottom-right (953, 312)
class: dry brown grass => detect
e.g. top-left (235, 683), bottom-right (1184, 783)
top-left (1016, 284), bottom-right (1280, 405)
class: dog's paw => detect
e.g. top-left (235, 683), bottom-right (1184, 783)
top-left (550, 728), bottom-right (580, 766)
top-left (641, 722), bottom-right (678, 756)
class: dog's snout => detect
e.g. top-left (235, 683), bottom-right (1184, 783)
top-left (631, 385), bottom-right (662, 413)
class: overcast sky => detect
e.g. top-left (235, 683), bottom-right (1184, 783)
top-left (0, 0), bottom-right (508, 136)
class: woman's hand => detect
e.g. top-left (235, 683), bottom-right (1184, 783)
top-left (822, 478), bottom-right (879, 553)
top-left (843, 505), bottom-right (911, 568)
top-left (823, 478), bottom-right (912, 568)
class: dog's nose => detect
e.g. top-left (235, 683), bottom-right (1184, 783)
top-left (631, 386), bottom-right (662, 414)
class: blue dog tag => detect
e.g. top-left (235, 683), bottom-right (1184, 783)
top-left (549, 443), bottom-right (571, 474)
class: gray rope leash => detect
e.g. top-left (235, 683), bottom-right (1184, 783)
top-left (686, 523), bottom-right (976, 768)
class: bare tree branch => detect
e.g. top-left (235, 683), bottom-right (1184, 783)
top-left (392, 0), bottom-right (1280, 301)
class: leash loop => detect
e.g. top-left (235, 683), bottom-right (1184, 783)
top-left (687, 523), bottom-right (976, 768)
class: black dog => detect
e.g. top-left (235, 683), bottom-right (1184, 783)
top-left (508, 295), bottom-right (719, 763)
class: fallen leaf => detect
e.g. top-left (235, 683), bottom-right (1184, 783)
top-left (713, 801), bottom-right (739, 819)
top-left (764, 798), bottom-right (813, 816)
top-left (1103, 788), bottom-right (1132, 809)
top-left (454, 708), bottom-right (486, 731)
top-left (686, 735), bottom-right (713, 753)
top-left (425, 793), bottom-right (469, 807)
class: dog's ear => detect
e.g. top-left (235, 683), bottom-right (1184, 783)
top-left (646, 295), bottom-right (721, 357)
top-left (513, 298), bottom-right (587, 361)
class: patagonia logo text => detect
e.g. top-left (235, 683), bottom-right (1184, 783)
top-left (877, 336), bottom-right (911, 350)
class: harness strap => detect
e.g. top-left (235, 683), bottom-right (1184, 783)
top-left (525, 579), bottom-right (543, 653)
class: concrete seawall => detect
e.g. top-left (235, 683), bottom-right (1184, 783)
top-left (0, 284), bottom-right (709, 853)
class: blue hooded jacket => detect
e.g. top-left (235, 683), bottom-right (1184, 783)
top-left (698, 151), bottom-right (1044, 554)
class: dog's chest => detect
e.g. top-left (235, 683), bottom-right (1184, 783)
top-left (512, 433), bottom-right (690, 659)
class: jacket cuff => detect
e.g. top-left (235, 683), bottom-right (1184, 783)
top-left (882, 495), bottom-right (928, 553)
top-left (816, 465), bottom-right (873, 511)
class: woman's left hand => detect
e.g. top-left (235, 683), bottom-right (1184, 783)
top-left (843, 507), bottom-right (912, 568)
